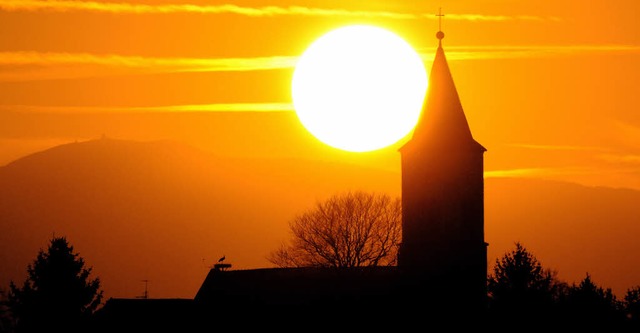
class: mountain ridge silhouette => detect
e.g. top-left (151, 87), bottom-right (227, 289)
top-left (1, 138), bottom-right (638, 300)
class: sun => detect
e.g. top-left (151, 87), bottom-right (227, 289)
top-left (291, 25), bottom-right (428, 152)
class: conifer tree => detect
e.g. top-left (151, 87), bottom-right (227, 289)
top-left (624, 286), bottom-right (640, 326)
top-left (7, 236), bottom-right (103, 333)
top-left (487, 242), bottom-right (562, 321)
top-left (563, 273), bottom-right (625, 325)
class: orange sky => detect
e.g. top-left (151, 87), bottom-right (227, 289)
top-left (1, 0), bottom-right (640, 299)
top-left (0, 0), bottom-right (639, 190)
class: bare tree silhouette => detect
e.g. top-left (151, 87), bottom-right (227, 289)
top-left (267, 191), bottom-right (401, 268)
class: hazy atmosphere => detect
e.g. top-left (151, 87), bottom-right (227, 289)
top-left (1, 0), bottom-right (639, 306)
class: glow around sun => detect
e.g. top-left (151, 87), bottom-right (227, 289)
top-left (291, 25), bottom-right (428, 152)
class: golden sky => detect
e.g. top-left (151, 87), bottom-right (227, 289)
top-left (2, 0), bottom-right (640, 301)
top-left (1, 0), bottom-right (639, 190)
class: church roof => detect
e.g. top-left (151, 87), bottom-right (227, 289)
top-left (194, 266), bottom-right (404, 306)
top-left (402, 31), bottom-right (485, 152)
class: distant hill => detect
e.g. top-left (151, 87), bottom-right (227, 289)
top-left (485, 177), bottom-right (640, 297)
top-left (0, 138), bottom-right (400, 299)
top-left (0, 138), bottom-right (638, 300)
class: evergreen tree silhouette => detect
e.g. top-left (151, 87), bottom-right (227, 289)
top-left (0, 288), bottom-right (15, 333)
top-left (561, 273), bottom-right (625, 327)
top-left (624, 286), bottom-right (640, 327)
top-left (7, 236), bottom-right (103, 333)
top-left (487, 242), bottom-right (562, 323)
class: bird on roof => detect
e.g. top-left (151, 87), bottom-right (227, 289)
top-left (218, 255), bottom-right (225, 262)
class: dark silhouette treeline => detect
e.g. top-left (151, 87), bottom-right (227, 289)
top-left (1, 236), bottom-right (640, 331)
top-left (0, 236), bottom-right (102, 333)
top-left (486, 242), bottom-right (640, 330)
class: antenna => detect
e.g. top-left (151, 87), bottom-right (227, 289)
top-left (136, 279), bottom-right (149, 299)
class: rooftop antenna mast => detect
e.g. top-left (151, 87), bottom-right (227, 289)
top-left (136, 279), bottom-right (149, 299)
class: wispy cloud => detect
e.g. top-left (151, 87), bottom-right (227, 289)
top-left (129, 103), bottom-right (294, 112)
top-left (484, 166), bottom-right (627, 179)
top-left (3, 103), bottom-right (294, 113)
top-left (504, 142), bottom-right (640, 174)
top-left (0, 0), bottom-right (560, 21)
top-left (485, 168), bottom-right (552, 178)
top-left (424, 13), bottom-right (561, 22)
top-left (598, 154), bottom-right (640, 164)
top-left (0, 51), bottom-right (295, 71)
top-left (0, 51), bottom-right (296, 81)
top-left (431, 45), bottom-right (640, 61)
top-left (506, 143), bottom-right (611, 152)
top-left (485, 166), bottom-right (640, 191)
top-left (2, 43), bottom-right (639, 82)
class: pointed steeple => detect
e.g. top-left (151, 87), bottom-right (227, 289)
top-left (403, 30), bottom-right (485, 152)
top-left (398, 21), bottom-right (488, 314)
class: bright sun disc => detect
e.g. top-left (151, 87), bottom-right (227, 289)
top-left (292, 25), bottom-right (427, 152)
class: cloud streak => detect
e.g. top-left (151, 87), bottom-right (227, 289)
top-left (2, 43), bottom-right (639, 82)
top-left (484, 166), bottom-right (637, 179)
top-left (3, 103), bottom-right (295, 113)
top-left (597, 153), bottom-right (640, 165)
top-left (433, 45), bottom-right (640, 61)
top-left (426, 13), bottom-right (560, 22)
top-left (508, 141), bottom-right (640, 163)
top-left (485, 168), bottom-right (550, 178)
top-left (506, 143), bottom-right (612, 152)
top-left (0, 52), bottom-right (296, 82)
top-left (0, 51), bottom-right (295, 71)
top-left (0, 0), bottom-right (560, 21)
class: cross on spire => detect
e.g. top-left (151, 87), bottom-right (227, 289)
top-left (435, 7), bottom-right (445, 42)
top-left (436, 7), bottom-right (444, 31)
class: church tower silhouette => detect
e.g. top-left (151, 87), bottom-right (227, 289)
top-left (185, 21), bottom-right (490, 318)
top-left (398, 28), bottom-right (488, 312)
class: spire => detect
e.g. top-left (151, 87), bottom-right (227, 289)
top-left (403, 25), bottom-right (484, 152)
